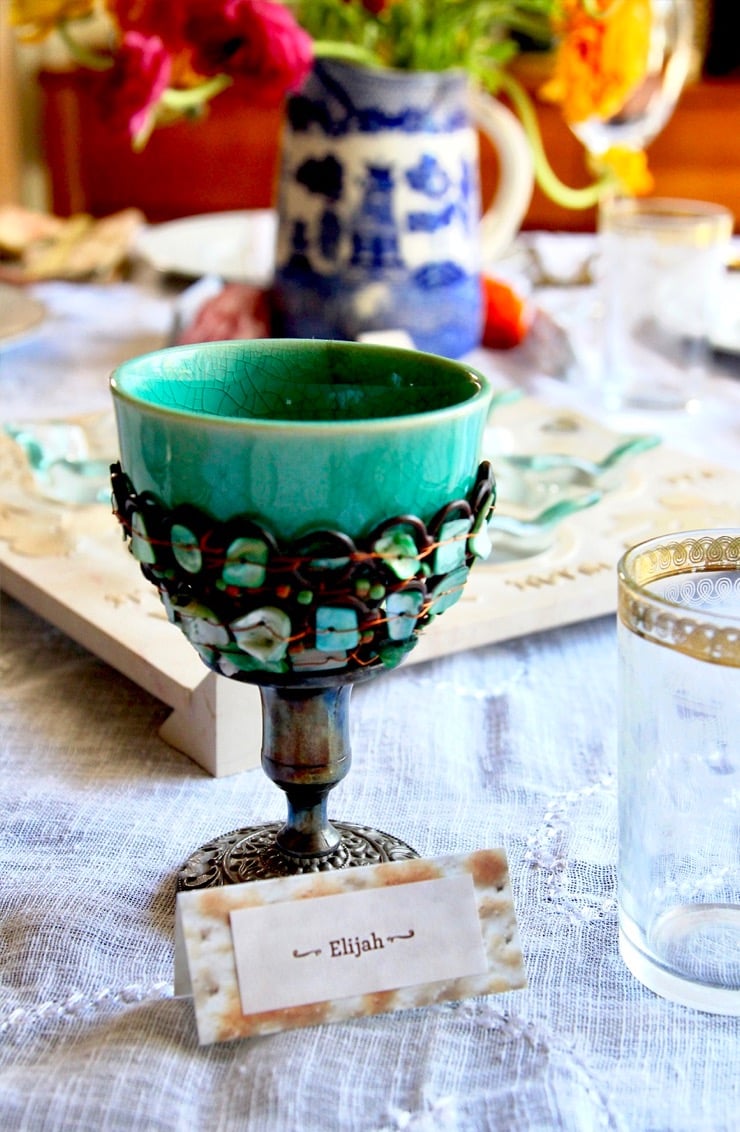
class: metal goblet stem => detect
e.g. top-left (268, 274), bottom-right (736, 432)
top-left (263, 683), bottom-right (352, 857)
top-left (177, 676), bottom-right (420, 889)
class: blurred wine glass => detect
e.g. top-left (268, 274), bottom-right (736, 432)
top-left (571, 0), bottom-right (695, 156)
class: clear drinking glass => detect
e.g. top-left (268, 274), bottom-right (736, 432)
top-left (617, 529), bottom-right (740, 1013)
top-left (600, 197), bottom-right (733, 411)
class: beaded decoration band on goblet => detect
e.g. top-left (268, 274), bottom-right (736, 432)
top-left (110, 339), bottom-right (494, 889)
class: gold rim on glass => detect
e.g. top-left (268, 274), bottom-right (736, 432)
top-left (617, 529), bottom-right (740, 667)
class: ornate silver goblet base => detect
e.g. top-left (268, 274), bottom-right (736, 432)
top-left (178, 823), bottom-right (419, 889)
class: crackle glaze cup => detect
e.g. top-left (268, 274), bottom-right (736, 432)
top-left (600, 197), bottom-right (733, 411)
top-left (617, 529), bottom-right (740, 1013)
top-left (110, 338), bottom-right (494, 886)
top-left (111, 338), bottom-right (491, 541)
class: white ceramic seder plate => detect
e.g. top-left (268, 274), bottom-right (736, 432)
top-left (0, 284), bottom-right (46, 351)
top-left (133, 209), bottom-right (277, 286)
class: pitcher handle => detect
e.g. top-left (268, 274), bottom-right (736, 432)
top-left (469, 86), bottom-right (534, 264)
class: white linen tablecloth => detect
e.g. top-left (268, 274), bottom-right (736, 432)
top-left (1, 243), bottom-right (739, 1131)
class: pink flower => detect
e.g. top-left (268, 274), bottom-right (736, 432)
top-left (97, 31), bottom-right (172, 142)
top-left (183, 0), bottom-right (313, 105)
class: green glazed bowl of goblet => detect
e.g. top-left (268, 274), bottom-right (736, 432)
top-left (111, 339), bottom-right (490, 532)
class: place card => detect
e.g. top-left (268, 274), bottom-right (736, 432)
top-left (175, 849), bottom-right (526, 1045)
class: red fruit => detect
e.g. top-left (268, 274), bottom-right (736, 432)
top-left (481, 275), bottom-right (529, 349)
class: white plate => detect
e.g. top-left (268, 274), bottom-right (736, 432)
top-left (133, 210), bottom-right (277, 286)
top-left (0, 284), bottom-right (46, 351)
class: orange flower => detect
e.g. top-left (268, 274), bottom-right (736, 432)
top-left (542, 0), bottom-right (652, 125)
top-left (589, 145), bottom-right (654, 195)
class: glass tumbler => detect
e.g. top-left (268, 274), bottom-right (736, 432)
top-left (600, 197), bottom-right (732, 411)
top-left (617, 529), bottom-right (740, 1013)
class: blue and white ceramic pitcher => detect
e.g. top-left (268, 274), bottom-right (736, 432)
top-left (271, 59), bottom-right (534, 358)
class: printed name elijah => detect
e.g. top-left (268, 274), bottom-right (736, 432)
top-left (330, 932), bottom-right (385, 959)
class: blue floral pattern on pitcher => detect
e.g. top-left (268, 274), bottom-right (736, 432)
top-left (272, 60), bottom-right (486, 358)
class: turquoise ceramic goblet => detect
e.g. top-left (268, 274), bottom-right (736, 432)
top-left (111, 340), bottom-right (493, 887)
